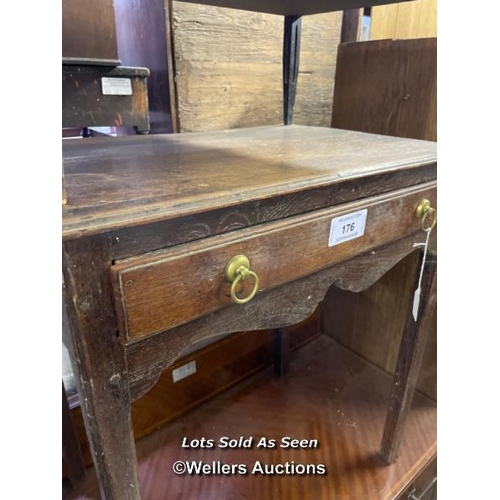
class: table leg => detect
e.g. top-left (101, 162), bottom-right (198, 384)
top-left (63, 237), bottom-right (141, 500)
top-left (380, 251), bottom-right (437, 464)
top-left (273, 328), bottom-right (290, 378)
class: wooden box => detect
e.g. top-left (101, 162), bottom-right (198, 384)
top-left (62, 65), bottom-right (150, 133)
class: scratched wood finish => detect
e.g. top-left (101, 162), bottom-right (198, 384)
top-left (174, 0), bottom-right (412, 16)
top-left (125, 233), bottom-right (424, 400)
top-left (171, 2), bottom-right (341, 130)
top-left (63, 336), bottom-right (437, 500)
top-left (62, 125), bottom-right (437, 240)
top-left (107, 163), bottom-right (435, 261)
top-left (62, 237), bottom-right (141, 500)
top-left (112, 183), bottom-right (436, 341)
top-left (332, 38), bottom-right (437, 141)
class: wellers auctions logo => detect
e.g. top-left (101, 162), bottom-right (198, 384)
top-left (173, 460), bottom-right (326, 476)
top-left (172, 435), bottom-right (327, 476)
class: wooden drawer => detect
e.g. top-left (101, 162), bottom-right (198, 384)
top-left (111, 182), bottom-right (436, 342)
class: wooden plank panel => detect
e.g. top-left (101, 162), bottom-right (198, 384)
top-left (293, 12), bottom-right (342, 126)
top-left (332, 38), bottom-right (437, 141)
top-left (415, 0), bottom-right (437, 38)
top-left (171, 2), bottom-right (341, 130)
top-left (174, 0), bottom-right (413, 16)
top-left (370, 0), bottom-right (437, 40)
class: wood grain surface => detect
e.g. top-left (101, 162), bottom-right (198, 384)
top-left (62, 125), bottom-right (437, 239)
top-left (332, 38), bottom-right (437, 142)
top-left (171, 2), bottom-right (341, 130)
top-left (174, 0), bottom-right (412, 16)
top-left (106, 161), bottom-right (435, 262)
top-left (112, 183), bottom-right (436, 341)
top-left (64, 335), bottom-right (436, 500)
top-left (370, 0), bottom-right (437, 40)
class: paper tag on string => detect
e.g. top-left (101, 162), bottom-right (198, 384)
top-left (412, 227), bottom-right (432, 321)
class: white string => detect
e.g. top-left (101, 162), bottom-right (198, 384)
top-left (412, 227), bottom-right (432, 322)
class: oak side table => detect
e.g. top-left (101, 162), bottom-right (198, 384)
top-left (62, 124), bottom-right (436, 499)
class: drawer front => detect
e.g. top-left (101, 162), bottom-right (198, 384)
top-left (111, 182), bottom-right (436, 342)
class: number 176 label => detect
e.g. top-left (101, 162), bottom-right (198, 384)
top-left (328, 209), bottom-right (368, 247)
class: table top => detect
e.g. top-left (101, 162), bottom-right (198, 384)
top-left (62, 125), bottom-right (436, 240)
top-left (175, 0), bottom-right (412, 16)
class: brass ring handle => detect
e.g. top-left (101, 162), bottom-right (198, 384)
top-left (225, 255), bottom-right (260, 305)
top-left (415, 199), bottom-right (437, 231)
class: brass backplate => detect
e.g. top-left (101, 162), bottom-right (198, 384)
top-left (225, 255), bottom-right (250, 282)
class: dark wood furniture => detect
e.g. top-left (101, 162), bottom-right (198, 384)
top-left (62, 65), bottom-right (150, 134)
top-left (63, 124), bottom-right (437, 499)
top-left (62, 0), bottom-right (151, 135)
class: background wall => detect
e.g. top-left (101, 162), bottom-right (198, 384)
top-left (171, 1), bottom-right (342, 131)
